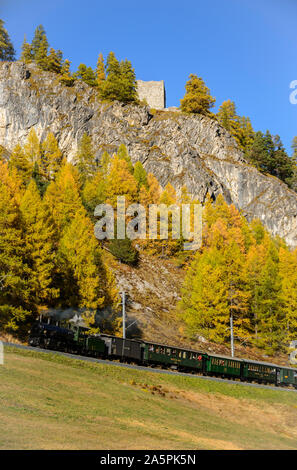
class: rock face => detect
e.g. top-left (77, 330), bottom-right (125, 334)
top-left (0, 61), bottom-right (296, 247)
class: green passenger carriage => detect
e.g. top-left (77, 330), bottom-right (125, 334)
top-left (206, 354), bottom-right (242, 378)
top-left (143, 342), bottom-right (206, 372)
top-left (242, 359), bottom-right (277, 384)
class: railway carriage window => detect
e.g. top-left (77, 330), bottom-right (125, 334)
top-left (166, 348), bottom-right (171, 355)
top-left (149, 345), bottom-right (154, 352)
top-left (183, 352), bottom-right (187, 359)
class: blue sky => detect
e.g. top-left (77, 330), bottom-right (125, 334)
top-left (2, 0), bottom-right (297, 153)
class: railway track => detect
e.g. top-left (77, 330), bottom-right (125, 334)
top-left (4, 341), bottom-right (297, 393)
top-left (3, 342), bottom-right (297, 392)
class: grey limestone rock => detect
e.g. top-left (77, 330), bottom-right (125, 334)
top-left (0, 61), bottom-right (296, 247)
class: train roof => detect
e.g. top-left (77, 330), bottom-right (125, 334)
top-left (207, 353), bottom-right (243, 362)
top-left (144, 339), bottom-right (206, 355)
top-left (99, 333), bottom-right (144, 344)
top-left (243, 358), bottom-right (297, 371)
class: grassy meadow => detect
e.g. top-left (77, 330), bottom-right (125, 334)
top-left (0, 346), bottom-right (297, 450)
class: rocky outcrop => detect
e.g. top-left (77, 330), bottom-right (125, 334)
top-left (0, 61), bottom-right (296, 247)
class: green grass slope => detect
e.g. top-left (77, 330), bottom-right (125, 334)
top-left (0, 347), bottom-right (297, 450)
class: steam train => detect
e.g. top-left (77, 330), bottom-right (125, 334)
top-left (28, 320), bottom-right (297, 389)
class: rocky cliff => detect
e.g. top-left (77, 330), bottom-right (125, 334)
top-left (1, 61), bottom-right (296, 247)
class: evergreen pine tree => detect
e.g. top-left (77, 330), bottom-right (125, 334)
top-left (0, 19), bottom-right (15, 61)
top-left (47, 48), bottom-right (62, 74)
top-left (248, 131), bottom-right (294, 185)
top-left (31, 25), bottom-right (48, 58)
top-left (133, 161), bottom-right (148, 189)
top-left (117, 144), bottom-right (134, 173)
top-left (287, 137), bottom-right (297, 191)
top-left (99, 52), bottom-right (137, 103)
top-left (74, 64), bottom-right (97, 86)
top-left (96, 52), bottom-right (105, 87)
top-left (59, 59), bottom-right (74, 86)
top-left (109, 236), bottom-right (139, 266)
top-left (20, 35), bottom-right (33, 63)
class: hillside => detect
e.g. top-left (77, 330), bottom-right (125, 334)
top-left (0, 61), bottom-right (296, 247)
top-left (110, 253), bottom-right (292, 366)
top-left (1, 346), bottom-right (297, 450)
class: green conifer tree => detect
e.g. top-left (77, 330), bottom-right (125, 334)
top-left (31, 25), bottom-right (48, 58)
top-left (0, 19), bottom-right (15, 61)
top-left (133, 161), bottom-right (148, 189)
top-left (96, 52), bottom-right (105, 87)
top-left (117, 144), bottom-right (134, 174)
top-left (20, 35), bottom-right (33, 63)
top-left (59, 59), bottom-right (74, 86)
top-left (47, 48), bottom-right (62, 74)
top-left (98, 52), bottom-right (137, 103)
top-left (74, 64), bottom-right (97, 86)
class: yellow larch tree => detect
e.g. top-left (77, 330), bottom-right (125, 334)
top-left (20, 180), bottom-right (58, 305)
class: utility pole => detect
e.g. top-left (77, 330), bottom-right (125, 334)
top-left (230, 313), bottom-right (234, 358)
top-left (121, 291), bottom-right (126, 339)
top-left (229, 285), bottom-right (235, 358)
